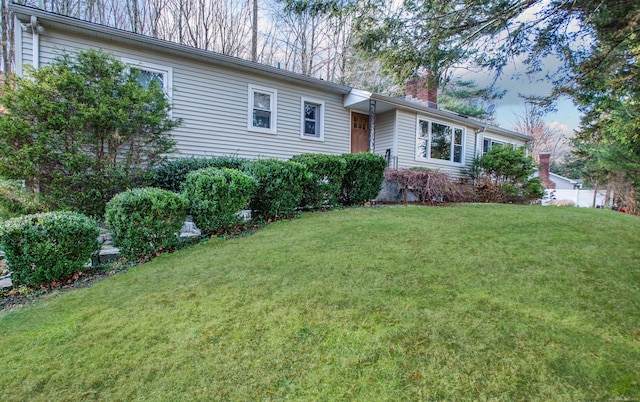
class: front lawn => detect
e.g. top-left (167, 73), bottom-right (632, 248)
top-left (1, 205), bottom-right (639, 400)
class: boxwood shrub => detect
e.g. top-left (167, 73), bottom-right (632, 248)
top-left (290, 153), bottom-right (347, 209)
top-left (242, 159), bottom-right (311, 219)
top-left (0, 211), bottom-right (100, 287)
top-left (340, 152), bottom-right (387, 205)
top-left (153, 156), bottom-right (246, 193)
top-left (182, 167), bottom-right (258, 234)
top-left (105, 187), bottom-right (188, 261)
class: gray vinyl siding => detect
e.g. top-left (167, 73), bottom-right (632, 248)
top-left (373, 110), bottom-right (395, 157)
top-left (32, 27), bottom-right (351, 160)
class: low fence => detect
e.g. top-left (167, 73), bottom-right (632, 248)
top-left (542, 189), bottom-right (610, 208)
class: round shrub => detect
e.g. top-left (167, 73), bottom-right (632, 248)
top-left (340, 152), bottom-right (387, 205)
top-left (153, 156), bottom-right (246, 193)
top-left (182, 167), bottom-right (258, 234)
top-left (290, 153), bottom-right (347, 209)
top-left (0, 211), bottom-right (100, 287)
top-left (242, 159), bottom-right (311, 219)
top-left (105, 187), bottom-right (188, 261)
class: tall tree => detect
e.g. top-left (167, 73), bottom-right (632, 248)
top-left (513, 103), bottom-right (569, 163)
top-left (438, 79), bottom-right (504, 120)
top-left (251, 0), bottom-right (258, 61)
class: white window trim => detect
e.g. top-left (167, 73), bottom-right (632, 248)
top-left (481, 135), bottom-right (515, 156)
top-left (415, 117), bottom-right (465, 165)
top-left (121, 57), bottom-right (173, 101)
top-left (248, 84), bottom-right (278, 134)
top-left (300, 97), bottom-right (325, 141)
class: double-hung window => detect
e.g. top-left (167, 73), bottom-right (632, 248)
top-left (300, 98), bottom-right (324, 141)
top-left (416, 119), bottom-right (464, 163)
top-left (248, 84), bottom-right (277, 134)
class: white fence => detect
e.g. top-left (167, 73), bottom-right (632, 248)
top-left (542, 189), bottom-right (609, 208)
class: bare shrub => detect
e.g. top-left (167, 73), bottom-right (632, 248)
top-left (384, 168), bottom-right (469, 204)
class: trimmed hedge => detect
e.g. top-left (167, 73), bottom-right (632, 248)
top-left (0, 211), bottom-right (100, 287)
top-left (340, 153), bottom-right (387, 205)
top-left (105, 187), bottom-right (189, 261)
top-left (242, 159), bottom-right (311, 219)
top-left (153, 156), bottom-right (246, 193)
top-left (290, 153), bottom-right (347, 209)
top-left (182, 167), bottom-right (258, 234)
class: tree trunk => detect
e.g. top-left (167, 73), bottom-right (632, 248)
top-left (251, 0), bottom-right (258, 61)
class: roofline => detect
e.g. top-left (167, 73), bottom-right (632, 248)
top-left (370, 93), bottom-right (534, 142)
top-left (9, 4), bottom-right (352, 95)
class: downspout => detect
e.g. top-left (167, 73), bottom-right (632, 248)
top-left (31, 16), bottom-right (39, 69)
top-left (13, 15), bottom-right (22, 76)
top-left (17, 15), bottom-right (41, 72)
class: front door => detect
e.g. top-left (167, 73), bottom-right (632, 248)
top-left (351, 113), bottom-right (369, 153)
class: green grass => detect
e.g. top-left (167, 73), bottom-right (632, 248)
top-left (1, 204), bottom-right (639, 400)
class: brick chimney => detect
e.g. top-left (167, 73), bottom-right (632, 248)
top-left (406, 71), bottom-right (437, 108)
top-left (538, 152), bottom-right (555, 189)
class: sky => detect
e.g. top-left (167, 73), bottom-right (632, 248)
top-left (456, 57), bottom-right (581, 138)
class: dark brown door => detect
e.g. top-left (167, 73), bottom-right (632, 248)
top-left (351, 113), bottom-right (369, 153)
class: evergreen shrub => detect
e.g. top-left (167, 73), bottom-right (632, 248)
top-left (105, 187), bottom-right (188, 261)
top-left (153, 156), bottom-right (246, 193)
top-left (0, 211), bottom-right (100, 287)
top-left (340, 153), bottom-right (387, 205)
top-left (470, 146), bottom-right (545, 204)
top-left (182, 168), bottom-right (258, 234)
top-left (242, 159), bottom-right (310, 219)
top-left (290, 153), bottom-right (347, 209)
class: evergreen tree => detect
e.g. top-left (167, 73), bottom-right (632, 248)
top-left (0, 49), bottom-right (181, 217)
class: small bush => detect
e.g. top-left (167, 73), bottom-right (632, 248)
top-left (242, 159), bottom-right (310, 219)
top-left (384, 168), bottom-right (469, 203)
top-left (183, 168), bottom-right (258, 234)
top-left (153, 156), bottom-right (246, 193)
top-left (290, 153), bottom-right (347, 209)
top-left (470, 146), bottom-right (544, 204)
top-left (105, 187), bottom-right (188, 261)
top-left (473, 177), bottom-right (544, 204)
top-left (340, 153), bottom-right (387, 205)
top-left (0, 211), bottom-right (100, 287)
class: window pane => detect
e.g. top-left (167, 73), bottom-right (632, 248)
top-left (454, 145), bottom-right (462, 163)
top-left (430, 122), bottom-right (452, 161)
top-left (305, 104), bottom-right (316, 120)
top-left (135, 69), bottom-right (164, 89)
top-left (418, 120), bottom-right (429, 158)
top-left (483, 138), bottom-right (491, 155)
top-left (254, 92), bottom-right (271, 110)
top-left (305, 121), bottom-right (317, 135)
top-left (253, 109), bottom-right (271, 128)
top-left (454, 128), bottom-right (463, 145)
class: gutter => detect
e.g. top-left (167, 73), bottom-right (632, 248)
top-left (370, 93), bottom-right (533, 142)
top-left (9, 4), bottom-right (352, 95)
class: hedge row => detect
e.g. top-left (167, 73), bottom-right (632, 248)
top-left (0, 153), bottom-right (386, 286)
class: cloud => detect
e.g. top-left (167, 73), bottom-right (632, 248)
top-left (547, 121), bottom-right (575, 137)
